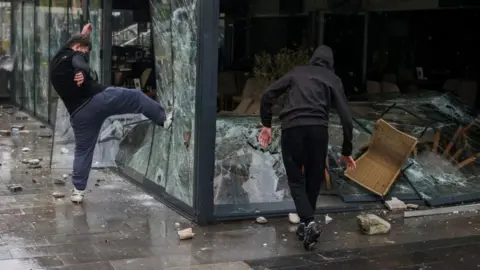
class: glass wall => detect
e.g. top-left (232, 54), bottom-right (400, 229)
top-left (12, 1), bottom-right (21, 105)
top-left (131, 0), bottom-right (197, 206)
top-left (35, 0), bottom-right (50, 120)
top-left (10, 0), bottom-right (97, 125)
top-left (22, 2), bottom-right (34, 112)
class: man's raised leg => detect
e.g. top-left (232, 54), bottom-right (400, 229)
top-left (103, 87), bottom-right (167, 126)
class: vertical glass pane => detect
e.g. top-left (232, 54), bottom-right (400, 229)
top-left (35, 0), bottom-right (50, 121)
top-left (0, 1), bottom-right (12, 99)
top-left (23, 2), bottom-right (34, 111)
top-left (146, 0), bottom-right (197, 206)
top-left (145, 0), bottom-right (173, 189)
top-left (12, 1), bottom-right (21, 105)
top-left (88, 0), bottom-right (102, 82)
top-left (68, 0), bottom-right (82, 34)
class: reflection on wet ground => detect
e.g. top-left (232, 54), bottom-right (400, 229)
top-left (2, 106), bottom-right (480, 269)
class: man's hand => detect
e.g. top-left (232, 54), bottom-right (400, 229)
top-left (339, 155), bottom-right (356, 171)
top-left (74, 72), bottom-right (84, 86)
top-left (80, 23), bottom-right (93, 36)
top-left (258, 127), bottom-right (272, 149)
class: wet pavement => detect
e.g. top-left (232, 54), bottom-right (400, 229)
top-left (1, 106), bottom-right (480, 269)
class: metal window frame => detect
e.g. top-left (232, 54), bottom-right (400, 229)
top-left (193, 0), bottom-right (219, 225)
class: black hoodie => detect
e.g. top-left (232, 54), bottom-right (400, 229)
top-left (260, 45), bottom-right (353, 156)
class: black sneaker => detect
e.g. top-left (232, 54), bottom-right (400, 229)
top-left (303, 221), bottom-right (322, 251)
top-left (296, 223), bottom-right (306, 241)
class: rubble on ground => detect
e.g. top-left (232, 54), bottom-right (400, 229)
top-left (385, 197), bottom-right (407, 211)
top-left (288, 213), bottom-right (300, 224)
top-left (256, 216), bottom-right (267, 224)
top-left (357, 214), bottom-right (391, 235)
top-left (178, 228), bottom-right (195, 240)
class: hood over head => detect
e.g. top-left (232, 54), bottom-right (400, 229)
top-left (309, 45), bottom-right (334, 70)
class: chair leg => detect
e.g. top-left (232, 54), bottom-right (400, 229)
top-left (432, 130), bottom-right (441, 153)
top-left (443, 126), bottom-right (464, 157)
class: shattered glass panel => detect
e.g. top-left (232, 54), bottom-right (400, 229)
top-left (22, 2), bottom-right (34, 112)
top-left (12, 1), bottom-right (21, 105)
top-left (214, 91), bottom-right (479, 210)
top-left (34, 0), bottom-right (50, 121)
top-left (140, 0), bottom-right (197, 206)
top-left (144, 0), bottom-right (173, 187)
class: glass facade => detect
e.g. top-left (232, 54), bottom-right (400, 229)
top-left (9, 0), bottom-right (87, 124)
top-left (11, 0), bottom-right (478, 225)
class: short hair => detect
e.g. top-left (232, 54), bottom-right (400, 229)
top-left (67, 34), bottom-right (92, 50)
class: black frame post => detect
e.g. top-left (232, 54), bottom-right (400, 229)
top-left (193, 0), bottom-right (219, 225)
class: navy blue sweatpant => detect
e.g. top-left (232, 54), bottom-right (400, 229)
top-left (70, 87), bottom-right (166, 190)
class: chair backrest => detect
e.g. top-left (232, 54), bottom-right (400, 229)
top-left (369, 119), bottom-right (418, 169)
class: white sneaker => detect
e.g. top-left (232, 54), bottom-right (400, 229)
top-left (163, 112), bottom-right (173, 129)
top-left (70, 188), bottom-right (85, 204)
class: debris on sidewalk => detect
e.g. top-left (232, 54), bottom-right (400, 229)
top-left (54, 178), bottom-right (66, 185)
top-left (406, 203), bottom-right (419, 209)
top-left (27, 159), bottom-right (40, 166)
top-left (11, 124), bottom-right (25, 130)
top-left (256, 216), bottom-right (267, 224)
top-left (9, 185), bottom-right (23, 192)
top-left (288, 213), bottom-right (300, 224)
top-left (21, 147), bottom-right (30, 152)
top-left (325, 214), bottom-right (333, 224)
top-left (404, 203), bottom-right (480, 218)
top-left (52, 192), bottom-right (66, 198)
top-left (60, 147), bottom-right (69, 154)
top-left (385, 197), bottom-right (407, 211)
top-left (178, 228), bottom-right (195, 240)
top-left (0, 130), bottom-right (11, 136)
top-left (357, 214), bottom-right (391, 235)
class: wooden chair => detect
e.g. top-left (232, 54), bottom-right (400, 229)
top-left (344, 119), bottom-right (418, 196)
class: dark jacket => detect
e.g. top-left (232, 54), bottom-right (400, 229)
top-left (50, 46), bottom-right (106, 116)
top-left (260, 45), bottom-right (353, 156)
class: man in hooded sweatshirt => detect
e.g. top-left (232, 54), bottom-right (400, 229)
top-left (258, 45), bottom-right (356, 250)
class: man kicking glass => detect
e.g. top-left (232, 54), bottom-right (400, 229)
top-left (258, 45), bottom-right (356, 250)
top-left (50, 23), bottom-right (171, 203)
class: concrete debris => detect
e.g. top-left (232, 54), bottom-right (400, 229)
top-left (28, 159), bottom-right (40, 165)
top-left (406, 204), bottom-right (419, 209)
top-left (9, 185), bottom-right (23, 192)
top-left (263, 243), bottom-right (267, 247)
top-left (62, 174), bottom-right (69, 179)
top-left (288, 213), bottom-right (300, 224)
top-left (357, 214), bottom-right (391, 235)
top-left (38, 131), bottom-right (52, 138)
top-left (11, 124), bottom-right (25, 130)
top-left (174, 222), bottom-right (181, 227)
top-left (288, 226), bottom-right (297, 233)
top-left (60, 148), bottom-right (69, 154)
top-left (385, 197), bottom-right (407, 211)
top-left (53, 178), bottom-right (66, 185)
top-left (0, 130), bottom-right (11, 136)
top-left (178, 228), bottom-right (195, 240)
top-left (52, 192), bottom-right (66, 198)
top-left (28, 164), bottom-right (42, 169)
top-left (256, 216), bottom-right (268, 224)
top-left (325, 214), bottom-right (333, 224)
top-left (21, 159), bottom-right (29, 164)
top-left (21, 147), bottom-right (30, 152)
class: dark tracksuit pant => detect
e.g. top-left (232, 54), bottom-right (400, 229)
top-left (281, 125), bottom-right (328, 224)
top-left (70, 87), bottom-right (166, 190)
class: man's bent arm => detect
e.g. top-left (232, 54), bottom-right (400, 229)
top-left (332, 81), bottom-right (353, 156)
top-left (260, 74), bottom-right (291, 128)
top-left (72, 53), bottom-right (90, 74)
